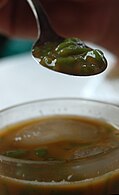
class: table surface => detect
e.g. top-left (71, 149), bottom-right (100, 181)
top-left (0, 45), bottom-right (118, 110)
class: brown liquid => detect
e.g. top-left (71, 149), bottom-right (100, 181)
top-left (0, 115), bottom-right (119, 194)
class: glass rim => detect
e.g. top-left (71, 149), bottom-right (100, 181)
top-left (0, 97), bottom-right (119, 114)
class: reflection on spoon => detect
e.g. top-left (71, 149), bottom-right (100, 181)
top-left (27, 0), bottom-right (107, 76)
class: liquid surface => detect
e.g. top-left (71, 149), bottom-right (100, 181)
top-left (0, 115), bottom-right (119, 162)
top-left (0, 115), bottom-right (119, 194)
top-left (33, 38), bottom-right (107, 76)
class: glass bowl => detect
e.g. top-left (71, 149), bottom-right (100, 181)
top-left (0, 98), bottom-right (119, 195)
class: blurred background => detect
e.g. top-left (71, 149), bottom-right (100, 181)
top-left (0, 34), bottom-right (33, 58)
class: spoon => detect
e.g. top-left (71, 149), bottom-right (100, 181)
top-left (27, 0), bottom-right (107, 76)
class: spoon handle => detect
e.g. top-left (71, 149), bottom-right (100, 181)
top-left (27, 0), bottom-right (60, 42)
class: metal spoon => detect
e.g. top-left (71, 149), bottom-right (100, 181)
top-left (27, 0), bottom-right (107, 76)
top-left (27, 0), bottom-right (63, 44)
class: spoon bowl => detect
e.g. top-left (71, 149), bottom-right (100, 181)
top-left (27, 0), bottom-right (107, 76)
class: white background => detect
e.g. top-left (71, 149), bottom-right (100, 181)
top-left (0, 44), bottom-right (119, 110)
